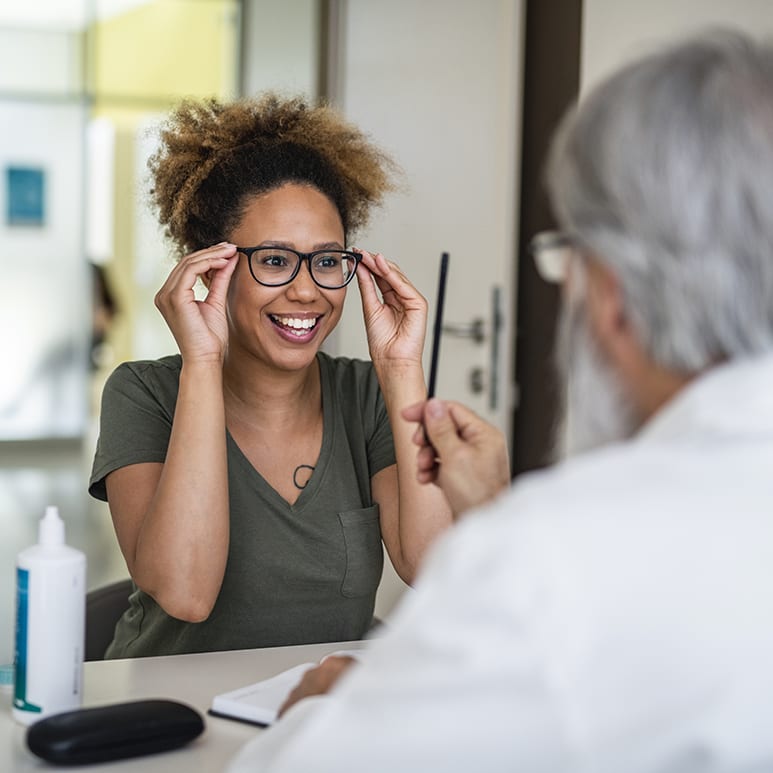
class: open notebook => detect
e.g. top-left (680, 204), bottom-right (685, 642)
top-left (208, 649), bottom-right (364, 727)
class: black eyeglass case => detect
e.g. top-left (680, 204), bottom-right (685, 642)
top-left (26, 699), bottom-right (205, 765)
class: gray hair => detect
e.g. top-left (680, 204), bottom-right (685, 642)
top-left (545, 29), bottom-right (773, 372)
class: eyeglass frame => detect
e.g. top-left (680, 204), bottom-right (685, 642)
top-left (235, 245), bottom-right (362, 290)
top-left (528, 230), bottom-right (580, 284)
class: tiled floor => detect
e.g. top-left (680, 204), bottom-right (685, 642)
top-left (0, 438), bottom-right (127, 666)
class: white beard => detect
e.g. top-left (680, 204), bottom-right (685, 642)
top-left (553, 292), bottom-right (639, 459)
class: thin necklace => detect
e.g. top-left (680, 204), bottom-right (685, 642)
top-left (293, 464), bottom-right (315, 490)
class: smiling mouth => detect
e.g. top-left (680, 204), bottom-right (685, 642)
top-left (269, 314), bottom-right (321, 337)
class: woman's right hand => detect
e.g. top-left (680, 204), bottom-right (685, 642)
top-left (154, 242), bottom-right (238, 363)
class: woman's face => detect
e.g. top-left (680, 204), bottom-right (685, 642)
top-left (225, 183), bottom-right (348, 373)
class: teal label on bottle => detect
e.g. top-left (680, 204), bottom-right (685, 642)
top-left (13, 568), bottom-right (41, 714)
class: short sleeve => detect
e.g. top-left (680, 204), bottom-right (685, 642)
top-left (319, 353), bottom-right (396, 479)
top-left (88, 357), bottom-right (181, 501)
top-left (366, 375), bottom-right (396, 477)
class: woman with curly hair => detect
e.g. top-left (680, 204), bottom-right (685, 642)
top-left (88, 93), bottom-right (453, 658)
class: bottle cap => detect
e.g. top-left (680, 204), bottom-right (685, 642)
top-left (39, 505), bottom-right (65, 546)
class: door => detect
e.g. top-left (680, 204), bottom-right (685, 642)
top-left (328, 0), bottom-right (524, 440)
top-left (325, 0), bottom-right (524, 616)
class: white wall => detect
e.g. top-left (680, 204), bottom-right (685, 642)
top-left (0, 100), bottom-right (90, 440)
top-left (0, 28), bottom-right (82, 94)
top-left (582, 0), bottom-right (773, 92)
top-left (241, 0), bottom-right (320, 98)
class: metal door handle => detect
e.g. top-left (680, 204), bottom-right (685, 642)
top-left (442, 317), bottom-right (485, 344)
top-left (441, 289), bottom-right (502, 410)
top-left (489, 286), bottom-right (502, 412)
top-left (469, 367), bottom-right (485, 394)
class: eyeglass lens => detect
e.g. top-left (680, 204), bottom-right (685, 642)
top-left (248, 248), bottom-right (356, 288)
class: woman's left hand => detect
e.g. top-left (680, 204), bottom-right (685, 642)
top-left (355, 249), bottom-right (427, 368)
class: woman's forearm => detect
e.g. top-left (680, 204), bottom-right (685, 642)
top-left (376, 362), bottom-right (453, 582)
top-left (132, 360), bottom-right (230, 620)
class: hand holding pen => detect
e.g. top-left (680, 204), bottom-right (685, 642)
top-left (402, 252), bottom-right (510, 517)
top-left (402, 398), bottom-right (511, 518)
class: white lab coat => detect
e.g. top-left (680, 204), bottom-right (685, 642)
top-left (229, 353), bottom-right (773, 773)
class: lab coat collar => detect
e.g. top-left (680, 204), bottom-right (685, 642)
top-left (637, 351), bottom-right (773, 443)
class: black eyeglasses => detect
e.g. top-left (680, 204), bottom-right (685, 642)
top-left (236, 246), bottom-right (361, 290)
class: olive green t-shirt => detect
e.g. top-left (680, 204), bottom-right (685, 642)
top-left (89, 352), bottom-right (395, 658)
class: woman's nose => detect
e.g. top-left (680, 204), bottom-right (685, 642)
top-left (285, 259), bottom-right (320, 300)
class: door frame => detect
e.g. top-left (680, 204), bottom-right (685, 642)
top-left (510, 0), bottom-right (582, 477)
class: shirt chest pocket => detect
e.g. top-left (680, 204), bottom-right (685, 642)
top-left (338, 506), bottom-right (384, 598)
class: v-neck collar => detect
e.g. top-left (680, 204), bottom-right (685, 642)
top-left (225, 354), bottom-right (336, 514)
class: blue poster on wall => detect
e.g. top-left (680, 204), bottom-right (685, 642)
top-left (6, 166), bottom-right (46, 226)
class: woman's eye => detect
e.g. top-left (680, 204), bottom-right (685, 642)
top-left (261, 254), bottom-right (288, 267)
top-left (314, 254), bottom-right (340, 269)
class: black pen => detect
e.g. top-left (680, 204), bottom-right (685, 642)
top-left (427, 252), bottom-right (449, 398)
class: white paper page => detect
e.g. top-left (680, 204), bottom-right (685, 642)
top-left (210, 662), bottom-right (315, 726)
top-left (209, 648), bottom-right (367, 726)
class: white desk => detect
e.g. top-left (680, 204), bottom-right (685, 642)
top-left (2, 640), bottom-right (367, 771)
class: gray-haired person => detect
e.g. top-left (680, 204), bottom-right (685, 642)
top-left (230, 30), bottom-right (773, 773)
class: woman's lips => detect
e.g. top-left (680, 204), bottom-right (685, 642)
top-left (269, 314), bottom-right (322, 342)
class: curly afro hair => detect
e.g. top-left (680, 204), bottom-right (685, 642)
top-left (148, 92), bottom-right (400, 257)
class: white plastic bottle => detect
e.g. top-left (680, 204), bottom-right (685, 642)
top-left (13, 505), bottom-right (86, 725)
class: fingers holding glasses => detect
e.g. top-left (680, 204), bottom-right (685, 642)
top-left (355, 249), bottom-right (427, 317)
top-left (154, 242), bottom-right (238, 362)
top-left (201, 242), bottom-right (240, 296)
top-left (354, 248), bottom-right (427, 365)
top-left (355, 249), bottom-right (414, 300)
top-left (159, 242), bottom-right (238, 302)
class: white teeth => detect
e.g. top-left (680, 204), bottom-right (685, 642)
top-left (271, 315), bottom-right (319, 332)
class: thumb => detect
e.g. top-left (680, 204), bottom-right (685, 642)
top-left (401, 401), bottom-right (426, 423)
top-left (423, 399), bottom-right (463, 455)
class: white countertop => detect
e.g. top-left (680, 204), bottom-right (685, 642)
top-left (2, 640), bottom-right (367, 771)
